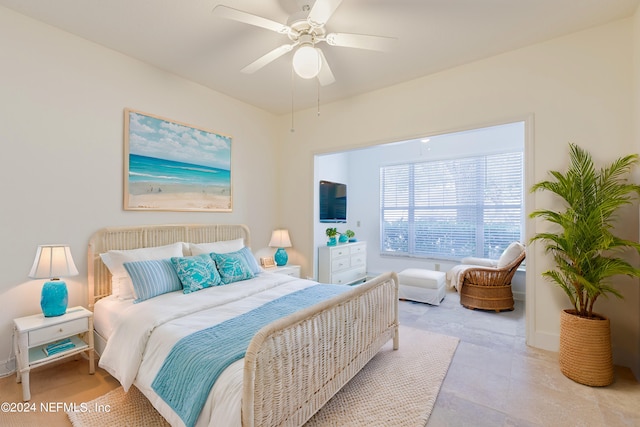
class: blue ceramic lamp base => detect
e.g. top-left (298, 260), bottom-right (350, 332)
top-left (274, 248), bottom-right (288, 266)
top-left (41, 280), bottom-right (68, 317)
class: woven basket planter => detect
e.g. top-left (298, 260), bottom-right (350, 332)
top-left (559, 309), bottom-right (614, 386)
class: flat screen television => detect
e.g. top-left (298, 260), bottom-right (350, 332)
top-left (319, 180), bottom-right (347, 223)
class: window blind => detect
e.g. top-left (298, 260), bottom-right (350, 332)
top-left (380, 151), bottom-right (523, 260)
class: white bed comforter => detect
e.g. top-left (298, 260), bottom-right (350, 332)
top-left (98, 272), bottom-right (318, 427)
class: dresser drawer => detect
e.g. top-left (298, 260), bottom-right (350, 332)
top-left (350, 243), bottom-right (366, 255)
top-left (351, 253), bottom-right (366, 267)
top-left (330, 246), bottom-right (350, 259)
top-left (332, 266), bottom-right (366, 285)
top-left (331, 257), bottom-right (351, 272)
top-left (29, 318), bottom-right (89, 347)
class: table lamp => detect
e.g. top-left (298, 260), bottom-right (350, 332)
top-left (269, 229), bottom-right (292, 266)
top-left (29, 244), bottom-right (78, 317)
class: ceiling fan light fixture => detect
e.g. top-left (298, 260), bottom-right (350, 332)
top-left (293, 44), bottom-right (322, 79)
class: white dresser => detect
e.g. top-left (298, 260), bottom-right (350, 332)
top-left (318, 241), bottom-right (367, 285)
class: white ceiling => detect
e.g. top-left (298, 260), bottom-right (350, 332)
top-left (1, 0), bottom-right (638, 115)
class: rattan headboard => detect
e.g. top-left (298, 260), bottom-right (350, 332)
top-left (87, 223), bottom-right (250, 309)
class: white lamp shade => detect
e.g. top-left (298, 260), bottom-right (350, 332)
top-left (29, 245), bottom-right (79, 279)
top-left (269, 230), bottom-right (292, 248)
top-left (292, 45), bottom-right (321, 79)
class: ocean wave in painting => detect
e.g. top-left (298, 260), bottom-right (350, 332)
top-left (128, 154), bottom-right (230, 187)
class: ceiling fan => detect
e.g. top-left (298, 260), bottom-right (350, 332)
top-left (212, 0), bottom-right (396, 86)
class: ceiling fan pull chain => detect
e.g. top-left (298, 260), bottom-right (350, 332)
top-left (317, 73), bottom-right (321, 117)
top-left (290, 64), bottom-right (296, 133)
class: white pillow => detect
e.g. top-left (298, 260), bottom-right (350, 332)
top-left (189, 238), bottom-right (245, 256)
top-left (100, 242), bottom-right (185, 300)
top-left (497, 242), bottom-right (525, 268)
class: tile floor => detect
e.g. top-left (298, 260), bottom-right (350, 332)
top-left (401, 290), bottom-right (640, 427)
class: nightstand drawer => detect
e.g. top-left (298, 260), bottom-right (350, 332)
top-left (29, 317), bottom-right (88, 347)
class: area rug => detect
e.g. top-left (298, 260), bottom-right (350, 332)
top-left (67, 326), bottom-right (458, 427)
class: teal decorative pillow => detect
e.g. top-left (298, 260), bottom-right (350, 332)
top-left (211, 250), bottom-right (255, 284)
top-left (123, 259), bottom-right (182, 303)
top-left (171, 254), bottom-right (221, 293)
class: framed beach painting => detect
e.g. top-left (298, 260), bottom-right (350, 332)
top-left (124, 109), bottom-right (232, 212)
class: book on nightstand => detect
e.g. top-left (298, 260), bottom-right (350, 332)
top-left (42, 338), bottom-right (76, 356)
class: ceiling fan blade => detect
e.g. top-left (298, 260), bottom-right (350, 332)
top-left (212, 5), bottom-right (290, 34)
top-left (317, 49), bottom-right (335, 86)
top-left (307, 0), bottom-right (343, 27)
top-left (325, 32), bottom-right (396, 51)
top-left (241, 44), bottom-right (295, 74)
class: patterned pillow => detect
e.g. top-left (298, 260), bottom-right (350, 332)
top-left (123, 258), bottom-right (182, 303)
top-left (170, 254), bottom-right (222, 293)
top-left (211, 250), bottom-right (255, 284)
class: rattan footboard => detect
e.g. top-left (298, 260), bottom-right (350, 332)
top-left (243, 271), bottom-right (399, 427)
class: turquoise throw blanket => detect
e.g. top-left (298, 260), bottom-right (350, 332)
top-left (152, 284), bottom-right (349, 427)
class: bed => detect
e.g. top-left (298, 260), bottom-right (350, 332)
top-left (88, 223), bottom-right (399, 427)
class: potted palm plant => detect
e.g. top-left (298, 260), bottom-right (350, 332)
top-left (530, 143), bottom-right (640, 386)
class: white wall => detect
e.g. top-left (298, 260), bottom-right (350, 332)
top-left (278, 17), bottom-right (640, 377)
top-left (0, 7), bottom-right (280, 375)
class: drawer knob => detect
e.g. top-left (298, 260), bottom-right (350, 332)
top-left (59, 328), bottom-right (63, 333)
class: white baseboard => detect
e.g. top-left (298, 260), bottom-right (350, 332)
top-left (528, 330), bottom-right (560, 352)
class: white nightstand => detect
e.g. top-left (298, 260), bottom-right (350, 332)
top-left (273, 265), bottom-right (301, 278)
top-left (13, 306), bottom-right (95, 401)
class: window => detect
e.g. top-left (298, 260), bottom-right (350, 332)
top-left (380, 127), bottom-right (524, 260)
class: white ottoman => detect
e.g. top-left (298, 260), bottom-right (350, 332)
top-left (398, 268), bottom-right (446, 305)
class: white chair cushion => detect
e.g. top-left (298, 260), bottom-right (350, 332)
top-left (460, 257), bottom-right (498, 267)
top-left (497, 242), bottom-right (525, 268)
top-left (398, 268), bottom-right (446, 290)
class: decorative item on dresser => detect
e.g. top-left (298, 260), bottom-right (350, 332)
top-left (344, 229), bottom-right (356, 242)
top-left (28, 244), bottom-right (79, 317)
top-left (325, 227), bottom-right (338, 246)
top-left (318, 241), bottom-right (367, 285)
top-left (268, 229), bottom-right (292, 266)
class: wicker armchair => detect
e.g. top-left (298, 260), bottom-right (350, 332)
top-left (450, 243), bottom-right (525, 312)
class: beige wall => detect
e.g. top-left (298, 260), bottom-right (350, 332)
top-left (277, 17), bottom-right (640, 376)
top-left (0, 7), bottom-right (280, 375)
